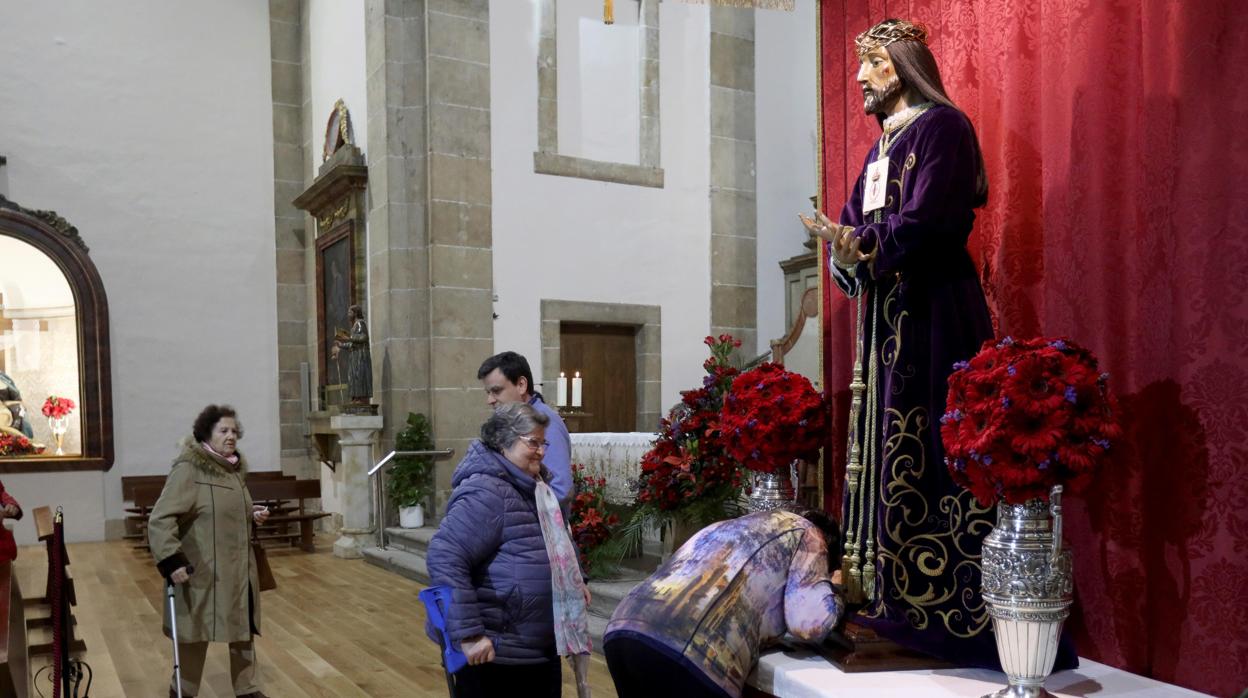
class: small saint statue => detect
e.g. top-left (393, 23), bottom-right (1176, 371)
top-left (331, 304), bottom-right (374, 413)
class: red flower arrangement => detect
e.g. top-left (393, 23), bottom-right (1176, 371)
top-left (635, 334), bottom-right (747, 513)
top-left (720, 362), bottom-right (828, 473)
top-left (42, 396), bottom-right (76, 419)
top-left (0, 434), bottom-right (43, 457)
top-left (941, 337), bottom-right (1121, 506)
top-left (570, 463), bottom-right (620, 576)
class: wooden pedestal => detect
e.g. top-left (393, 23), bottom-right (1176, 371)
top-left (744, 620), bottom-right (954, 698)
top-left (821, 619), bottom-right (953, 673)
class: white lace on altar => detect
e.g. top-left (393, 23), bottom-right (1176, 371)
top-left (569, 432), bottom-right (657, 505)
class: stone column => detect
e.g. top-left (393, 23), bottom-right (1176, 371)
top-left (331, 413), bottom-right (383, 558)
top-left (270, 0), bottom-right (314, 478)
top-left (709, 7), bottom-right (758, 355)
top-left (365, 0), bottom-right (494, 519)
top-left (425, 0), bottom-right (495, 515)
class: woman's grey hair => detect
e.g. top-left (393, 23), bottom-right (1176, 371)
top-left (480, 401), bottom-right (549, 451)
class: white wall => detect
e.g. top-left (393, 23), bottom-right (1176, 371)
top-left (309, 0), bottom-right (369, 159)
top-left (491, 0), bottom-right (713, 413)
top-left (0, 1), bottom-right (279, 543)
top-left (755, 0), bottom-right (819, 355)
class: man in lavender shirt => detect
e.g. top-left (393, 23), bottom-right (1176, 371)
top-left (477, 351), bottom-right (572, 508)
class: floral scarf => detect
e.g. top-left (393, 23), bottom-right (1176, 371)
top-left (534, 479), bottom-right (592, 698)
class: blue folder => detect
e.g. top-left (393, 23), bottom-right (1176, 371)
top-left (419, 585), bottom-right (469, 675)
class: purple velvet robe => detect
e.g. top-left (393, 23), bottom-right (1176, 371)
top-left (831, 105), bottom-right (1065, 670)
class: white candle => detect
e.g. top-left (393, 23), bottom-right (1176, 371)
top-left (572, 371), bottom-right (583, 408)
top-left (557, 372), bottom-right (568, 407)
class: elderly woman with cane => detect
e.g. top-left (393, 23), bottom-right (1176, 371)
top-left (148, 404), bottom-right (271, 698)
top-left (427, 401), bottom-right (593, 697)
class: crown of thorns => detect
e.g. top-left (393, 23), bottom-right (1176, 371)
top-left (854, 19), bottom-right (929, 58)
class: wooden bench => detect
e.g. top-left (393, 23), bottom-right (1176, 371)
top-left (122, 483), bottom-right (165, 546)
top-left (122, 471), bottom-right (291, 503)
top-left (123, 472), bottom-right (297, 548)
top-left (247, 479), bottom-right (328, 553)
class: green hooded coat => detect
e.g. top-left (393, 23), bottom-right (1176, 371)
top-left (147, 440), bottom-right (261, 643)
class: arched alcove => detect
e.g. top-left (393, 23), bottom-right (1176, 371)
top-left (0, 195), bottom-right (113, 472)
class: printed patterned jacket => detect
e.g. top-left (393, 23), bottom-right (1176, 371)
top-left (606, 510), bottom-right (842, 697)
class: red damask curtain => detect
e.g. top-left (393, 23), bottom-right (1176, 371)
top-left (818, 1), bottom-right (1247, 695)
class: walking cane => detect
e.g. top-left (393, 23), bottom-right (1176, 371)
top-left (167, 566), bottom-right (193, 698)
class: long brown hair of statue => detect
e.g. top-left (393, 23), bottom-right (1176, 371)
top-left (884, 39), bottom-right (989, 207)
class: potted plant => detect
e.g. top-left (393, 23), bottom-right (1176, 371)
top-left (388, 412), bottom-right (436, 528)
top-left (941, 336), bottom-right (1120, 697)
top-left (719, 362), bottom-right (828, 510)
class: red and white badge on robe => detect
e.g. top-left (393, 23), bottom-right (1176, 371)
top-left (863, 156), bottom-right (888, 214)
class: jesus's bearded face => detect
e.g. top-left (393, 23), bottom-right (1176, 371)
top-left (857, 48), bottom-right (903, 115)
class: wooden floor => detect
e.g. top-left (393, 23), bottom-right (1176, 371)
top-left (15, 537), bottom-right (620, 697)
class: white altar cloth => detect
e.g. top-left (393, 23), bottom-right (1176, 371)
top-left (569, 431), bottom-right (657, 505)
top-left (748, 650), bottom-right (1212, 698)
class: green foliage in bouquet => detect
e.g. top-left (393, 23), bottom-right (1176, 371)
top-left (602, 334), bottom-right (765, 564)
top-left (570, 464), bottom-right (622, 578)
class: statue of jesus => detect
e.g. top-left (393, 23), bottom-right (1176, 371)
top-left (801, 18), bottom-right (1075, 671)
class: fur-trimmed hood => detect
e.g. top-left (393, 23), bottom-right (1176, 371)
top-left (174, 436), bottom-right (249, 477)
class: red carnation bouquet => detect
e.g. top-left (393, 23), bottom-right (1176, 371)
top-left (635, 334), bottom-right (747, 514)
top-left (720, 362), bottom-right (828, 473)
top-left (42, 395), bottom-right (76, 419)
top-left (570, 463), bottom-right (620, 576)
top-left (941, 337), bottom-right (1121, 506)
top-left (0, 434), bottom-right (43, 457)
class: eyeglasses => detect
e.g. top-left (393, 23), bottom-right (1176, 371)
top-left (517, 435), bottom-right (550, 451)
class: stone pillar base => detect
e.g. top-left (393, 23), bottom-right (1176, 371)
top-left (333, 527), bottom-right (376, 559)
top-left (330, 414), bottom-right (384, 560)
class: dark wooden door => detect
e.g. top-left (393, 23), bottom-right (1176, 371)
top-left (559, 323), bottom-right (637, 432)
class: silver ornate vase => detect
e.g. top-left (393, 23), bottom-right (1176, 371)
top-left (746, 462), bottom-right (799, 512)
top-left (980, 485), bottom-right (1073, 698)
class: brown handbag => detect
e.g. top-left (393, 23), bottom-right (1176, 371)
top-left (251, 530), bottom-right (278, 591)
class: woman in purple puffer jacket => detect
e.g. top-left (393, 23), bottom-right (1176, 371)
top-left (426, 402), bottom-right (561, 697)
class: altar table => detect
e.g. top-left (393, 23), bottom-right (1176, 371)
top-left (747, 650), bottom-right (1212, 698)
top-left (569, 431), bottom-right (656, 505)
